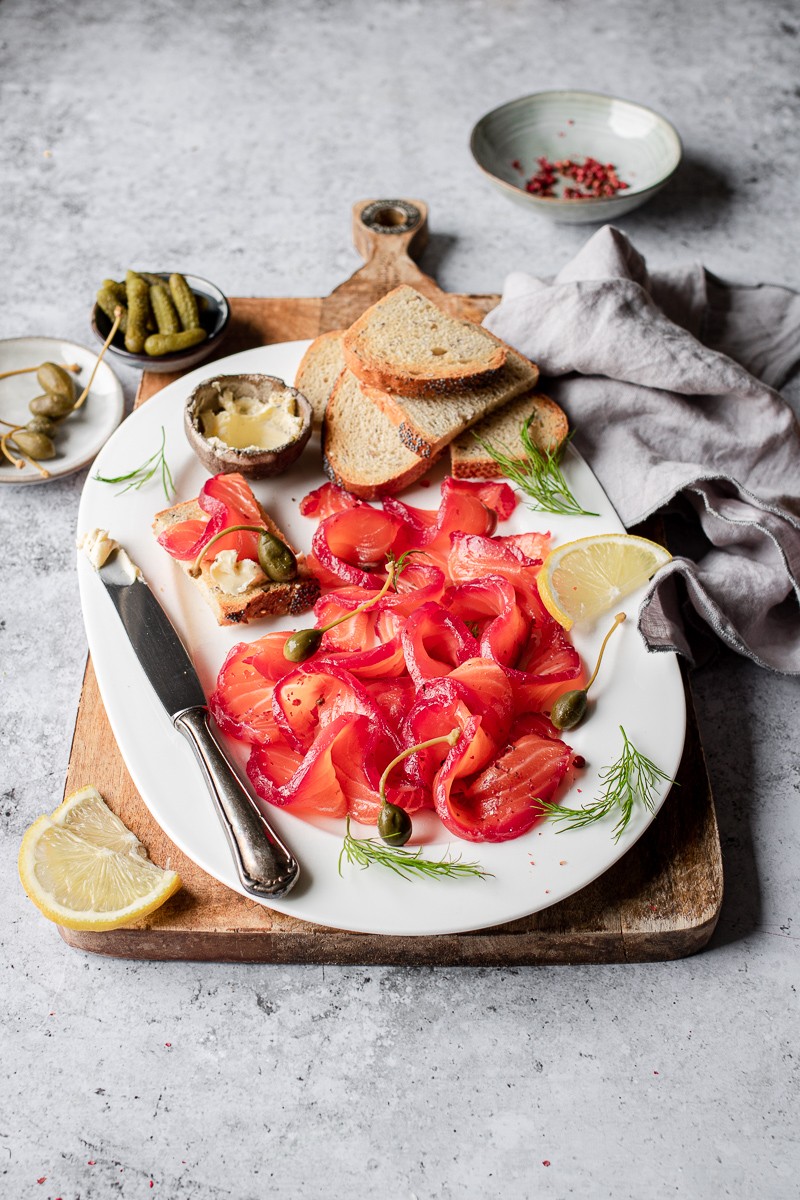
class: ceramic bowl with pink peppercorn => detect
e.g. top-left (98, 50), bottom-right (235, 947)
top-left (470, 90), bottom-right (682, 224)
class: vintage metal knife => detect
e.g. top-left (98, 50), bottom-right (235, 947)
top-left (93, 543), bottom-right (299, 899)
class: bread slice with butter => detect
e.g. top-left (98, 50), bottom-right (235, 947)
top-left (450, 391), bottom-right (569, 479)
top-left (152, 499), bottom-right (319, 626)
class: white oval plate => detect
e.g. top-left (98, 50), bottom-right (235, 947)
top-left (0, 337), bottom-right (124, 485)
top-left (77, 340), bottom-right (685, 937)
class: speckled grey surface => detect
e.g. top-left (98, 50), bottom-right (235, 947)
top-left (2, 1), bottom-right (799, 1197)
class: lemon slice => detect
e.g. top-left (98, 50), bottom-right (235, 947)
top-left (537, 533), bottom-right (672, 629)
top-left (18, 786), bottom-right (180, 931)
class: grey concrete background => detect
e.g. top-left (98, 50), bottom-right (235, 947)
top-left (2, 0), bottom-right (799, 1196)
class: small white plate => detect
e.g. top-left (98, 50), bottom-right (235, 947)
top-left (0, 336), bottom-right (124, 485)
top-left (77, 340), bottom-right (686, 937)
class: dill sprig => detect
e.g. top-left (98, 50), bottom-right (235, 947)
top-left (93, 426), bottom-right (175, 501)
top-left (338, 817), bottom-right (491, 882)
top-left (472, 418), bottom-right (598, 517)
top-left (538, 726), bottom-right (676, 842)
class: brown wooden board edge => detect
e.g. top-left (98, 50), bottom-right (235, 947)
top-left (57, 663), bottom-right (722, 965)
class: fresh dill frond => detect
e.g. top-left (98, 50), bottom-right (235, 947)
top-left (472, 418), bottom-right (598, 517)
top-left (338, 817), bottom-right (491, 882)
top-left (94, 426), bottom-right (175, 501)
top-left (538, 726), bottom-right (676, 842)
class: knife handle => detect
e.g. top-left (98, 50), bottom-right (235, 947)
top-left (174, 707), bottom-right (300, 899)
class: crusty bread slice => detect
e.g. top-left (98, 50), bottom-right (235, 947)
top-left (364, 346), bottom-right (539, 459)
top-left (294, 330), bottom-right (345, 427)
top-left (450, 391), bottom-right (569, 479)
top-left (343, 285), bottom-right (507, 396)
top-left (153, 498), bottom-right (319, 625)
top-left (322, 370), bottom-right (437, 499)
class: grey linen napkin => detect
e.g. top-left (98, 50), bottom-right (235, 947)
top-left (483, 226), bottom-right (800, 672)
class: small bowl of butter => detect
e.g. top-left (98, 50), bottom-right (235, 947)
top-left (185, 373), bottom-right (313, 478)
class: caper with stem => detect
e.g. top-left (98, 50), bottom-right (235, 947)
top-left (0, 424), bottom-right (50, 477)
top-left (12, 429), bottom-right (56, 460)
top-left (282, 555), bottom-right (401, 665)
top-left (37, 362), bottom-right (76, 405)
top-left (550, 612), bottom-right (626, 731)
top-left (189, 523), bottom-right (298, 584)
top-left (29, 391), bottom-right (75, 419)
top-left (26, 415), bottom-right (56, 436)
top-left (283, 627), bottom-right (323, 662)
top-left (0, 314), bottom-right (121, 479)
top-left (376, 727), bottom-right (462, 846)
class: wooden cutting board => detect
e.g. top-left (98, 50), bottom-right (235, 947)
top-left (60, 199), bottom-right (723, 964)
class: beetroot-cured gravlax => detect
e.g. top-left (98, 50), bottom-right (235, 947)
top-left (211, 476), bottom-right (583, 841)
top-left (153, 473), bottom-right (319, 625)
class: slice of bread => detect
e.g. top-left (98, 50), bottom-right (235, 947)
top-left (450, 391), bottom-right (569, 479)
top-left (364, 346), bottom-right (539, 459)
top-left (322, 370), bottom-right (437, 499)
top-left (343, 285), bottom-right (507, 396)
top-left (294, 330), bottom-right (345, 427)
top-left (153, 499), bottom-right (319, 625)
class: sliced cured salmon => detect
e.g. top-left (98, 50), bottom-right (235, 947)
top-left (434, 721), bottom-right (573, 842)
top-left (212, 472), bottom-right (582, 844)
top-left (158, 472), bottom-right (264, 563)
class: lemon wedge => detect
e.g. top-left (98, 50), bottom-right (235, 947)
top-left (537, 533), bottom-right (672, 630)
top-left (18, 786), bottom-right (180, 931)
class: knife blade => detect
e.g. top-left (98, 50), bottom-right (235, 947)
top-left (93, 543), bottom-right (299, 900)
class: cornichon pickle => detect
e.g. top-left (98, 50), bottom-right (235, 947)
top-left (144, 327), bottom-right (207, 357)
top-left (13, 429), bottom-right (56, 460)
top-left (125, 270), bottom-right (151, 354)
top-left (37, 362), bottom-right (75, 404)
top-left (101, 279), bottom-right (127, 305)
top-left (150, 283), bottom-right (181, 335)
top-left (96, 286), bottom-right (128, 334)
top-left (169, 273), bottom-right (200, 331)
top-left (29, 391), bottom-right (74, 419)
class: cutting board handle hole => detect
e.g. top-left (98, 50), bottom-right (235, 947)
top-left (360, 199), bottom-right (421, 234)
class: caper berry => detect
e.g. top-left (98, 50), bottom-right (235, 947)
top-left (26, 416), bottom-right (56, 436)
top-left (36, 362), bottom-right (75, 404)
top-left (550, 689), bottom-right (588, 731)
top-left (257, 531), bottom-right (298, 583)
top-left (12, 429), bottom-right (56, 460)
top-left (29, 391), bottom-right (75, 419)
top-left (283, 627), bottom-right (323, 663)
top-left (377, 802), bottom-right (413, 847)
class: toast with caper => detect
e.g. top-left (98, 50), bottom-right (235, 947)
top-left (153, 497), bottom-right (319, 626)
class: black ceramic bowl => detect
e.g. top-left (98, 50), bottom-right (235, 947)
top-left (91, 273), bottom-right (230, 374)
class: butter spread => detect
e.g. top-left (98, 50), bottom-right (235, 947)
top-left (77, 529), bottom-right (142, 579)
top-left (209, 549), bottom-right (267, 595)
top-left (200, 383), bottom-right (304, 452)
top-left (78, 528), bottom-right (119, 568)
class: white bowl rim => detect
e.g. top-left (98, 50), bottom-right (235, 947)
top-left (470, 89), bottom-right (683, 205)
